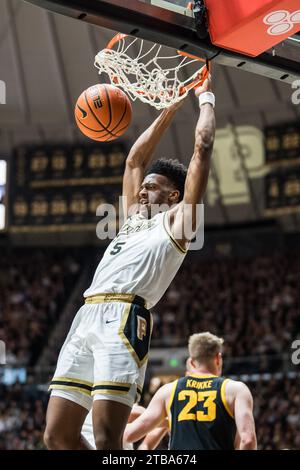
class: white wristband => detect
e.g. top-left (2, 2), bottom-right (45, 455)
top-left (199, 92), bottom-right (215, 109)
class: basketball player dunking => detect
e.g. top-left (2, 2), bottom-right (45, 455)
top-left (44, 75), bottom-right (216, 450)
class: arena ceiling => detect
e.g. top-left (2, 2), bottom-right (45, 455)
top-left (1, 0), bottom-right (300, 228)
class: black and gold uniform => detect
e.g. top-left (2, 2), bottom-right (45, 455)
top-left (167, 374), bottom-right (236, 450)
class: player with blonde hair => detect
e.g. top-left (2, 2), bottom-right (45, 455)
top-left (124, 332), bottom-right (257, 450)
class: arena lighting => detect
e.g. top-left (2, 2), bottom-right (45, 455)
top-left (0, 80), bottom-right (6, 104)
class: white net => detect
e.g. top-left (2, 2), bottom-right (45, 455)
top-left (94, 35), bottom-right (206, 110)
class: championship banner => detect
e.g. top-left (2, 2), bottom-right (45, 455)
top-left (265, 122), bottom-right (300, 165)
top-left (265, 168), bottom-right (300, 214)
top-left (9, 143), bottom-right (126, 232)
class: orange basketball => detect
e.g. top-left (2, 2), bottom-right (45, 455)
top-left (75, 84), bottom-right (132, 142)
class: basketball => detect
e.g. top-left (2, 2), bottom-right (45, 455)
top-left (75, 84), bottom-right (132, 141)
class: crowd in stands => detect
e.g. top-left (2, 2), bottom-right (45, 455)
top-left (0, 378), bottom-right (47, 450)
top-left (152, 251), bottom-right (300, 372)
top-left (251, 375), bottom-right (300, 450)
top-left (0, 250), bottom-right (82, 366)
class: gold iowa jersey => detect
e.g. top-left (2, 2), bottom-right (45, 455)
top-left (84, 211), bottom-right (187, 308)
top-left (168, 375), bottom-right (236, 450)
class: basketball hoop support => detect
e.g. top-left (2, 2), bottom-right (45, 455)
top-left (24, 0), bottom-right (300, 84)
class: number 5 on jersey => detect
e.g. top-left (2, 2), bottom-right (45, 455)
top-left (110, 241), bottom-right (126, 255)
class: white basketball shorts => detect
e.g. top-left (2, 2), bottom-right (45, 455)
top-left (49, 294), bottom-right (152, 409)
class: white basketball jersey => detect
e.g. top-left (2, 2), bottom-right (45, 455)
top-left (84, 211), bottom-right (187, 308)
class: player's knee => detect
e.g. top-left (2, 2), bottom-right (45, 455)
top-left (94, 428), bottom-right (121, 450)
top-left (44, 427), bottom-right (75, 450)
top-left (44, 428), bottom-right (60, 449)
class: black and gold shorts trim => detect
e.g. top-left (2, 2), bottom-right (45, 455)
top-left (92, 381), bottom-right (132, 396)
top-left (49, 378), bottom-right (135, 398)
top-left (49, 377), bottom-right (93, 396)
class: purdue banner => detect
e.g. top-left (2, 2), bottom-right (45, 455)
top-left (9, 143), bottom-right (126, 232)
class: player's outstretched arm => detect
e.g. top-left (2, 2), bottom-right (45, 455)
top-left (122, 102), bottom-right (183, 217)
top-left (233, 382), bottom-right (257, 450)
top-left (183, 76), bottom-right (215, 231)
top-left (168, 75), bottom-right (216, 250)
top-left (123, 383), bottom-right (170, 444)
top-left (137, 422), bottom-right (168, 450)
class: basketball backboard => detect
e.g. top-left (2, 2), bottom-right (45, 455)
top-left (24, 0), bottom-right (300, 84)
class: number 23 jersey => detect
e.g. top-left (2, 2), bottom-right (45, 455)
top-left (168, 375), bottom-right (236, 450)
top-left (84, 211), bottom-right (187, 309)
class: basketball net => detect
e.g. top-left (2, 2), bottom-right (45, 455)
top-left (94, 33), bottom-right (209, 110)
